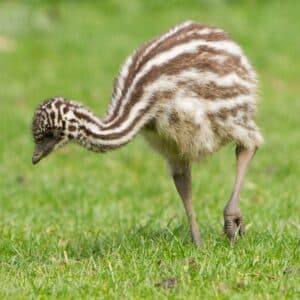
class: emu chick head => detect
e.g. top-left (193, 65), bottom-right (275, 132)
top-left (32, 99), bottom-right (71, 164)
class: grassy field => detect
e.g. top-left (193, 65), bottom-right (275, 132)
top-left (0, 1), bottom-right (299, 299)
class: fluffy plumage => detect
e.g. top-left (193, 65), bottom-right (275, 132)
top-left (32, 21), bottom-right (263, 246)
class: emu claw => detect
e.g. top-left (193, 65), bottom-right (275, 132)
top-left (224, 214), bottom-right (245, 242)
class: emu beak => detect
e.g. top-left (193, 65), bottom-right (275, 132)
top-left (32, 142), bottom-right (48, 165)
top-left (32, 148), bottom-right (44, 164)
top-left (32, 137), bottom-right (61, 165)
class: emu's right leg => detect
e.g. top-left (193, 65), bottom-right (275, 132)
top-left (224, 146), bottom-right (257, 241)
top-left (170, 161), bottom-right (203, 247)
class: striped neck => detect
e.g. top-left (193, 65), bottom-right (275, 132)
top-left (36, 97), bottom-right (154, 153)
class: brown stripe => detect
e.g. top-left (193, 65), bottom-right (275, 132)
top-left (186, 47), bottom-right (250, 79)
top-left (178, 81), bottom-right (250, 100)
top-left (50, 111), bottom-right (55, 121)
top-left (57, 109), bottom-right (62, 123)
top-left (62, 120), bottom-right (66, 130)
top-left (54, 100), bottom-right (63, 109)
top-left (207, 102), bottom-right (255, 121)
top-left (63, 106), bottom-right (69, 114)
top-left (142, 29), bottom-right (230, 68)
top-left (73, 111), bottom-right (102, 128)
top-left (45, 111), bottom-right (52, 128)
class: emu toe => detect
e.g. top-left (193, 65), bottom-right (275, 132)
top-left (224, 213), bottom-right (245, 242)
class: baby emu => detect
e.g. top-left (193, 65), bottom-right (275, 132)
top-left (32, 21), bottom-right (263, 247)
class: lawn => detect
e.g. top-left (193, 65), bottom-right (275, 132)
top-left (0, 1), bottom-right (299, 299)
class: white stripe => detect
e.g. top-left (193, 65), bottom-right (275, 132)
top-left (136, 26), bottom-right (223, 71)
top-left (209, 40), bottom-right (254, 73)
top-left (108, 55), bottom-right (134, 114)
top-left (186, 27), bottom-right (223, 36)
top-left (205, 94), bottom-right (254, 112)
top-left (173, 69), bottom-right (255, 89)
top-left (135, 20), bottom-right (194, 67)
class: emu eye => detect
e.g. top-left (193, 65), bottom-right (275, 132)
top-left (44, 132), bottom-right (54, 139)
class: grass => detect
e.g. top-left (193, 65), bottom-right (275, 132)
top-left (0, 0), bottom-right (299, 299)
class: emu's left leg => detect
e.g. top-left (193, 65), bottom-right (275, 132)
top-left (224, 146), bottom-right (257, 241)
top-left (170, 161), bottom-right (203, 247)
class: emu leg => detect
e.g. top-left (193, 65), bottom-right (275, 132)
top-left (224, 146), bottom-right (257, 241)
top-left (170, 162), bottom-right (203, 247)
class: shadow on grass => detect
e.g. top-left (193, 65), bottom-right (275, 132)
top-left (65, 224), bottom-right (188, 259)
top-left (62, 221), bottom-right (300, 261)
top-left (64, 221), bottom-right (228, 260)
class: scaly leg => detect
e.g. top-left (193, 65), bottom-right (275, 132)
top-left (224, 146), bottom-right (257, 241)
top-left (170, 161), bottom-right (203, 247)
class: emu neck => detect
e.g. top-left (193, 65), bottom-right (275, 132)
top-left (67, 102), bottom-right (135, 152)
top-left (54, 97), bottom-right (155, 153)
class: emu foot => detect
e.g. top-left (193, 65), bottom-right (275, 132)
top-left (189, 225), bottom-right (204, 247)
top-left (223, 210), bottom-right (245, 242)
top-left (191, 233), bottom-right (204, 248)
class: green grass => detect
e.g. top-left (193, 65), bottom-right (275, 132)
top-left (0, 0), bottom-right (299, 299)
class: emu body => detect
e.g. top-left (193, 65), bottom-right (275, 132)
top-left (32, 21), bottom-right (263, 246)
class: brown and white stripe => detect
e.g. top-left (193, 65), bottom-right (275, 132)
top-left (89, 22), bottom-right (255, 143)
top-left (33, 21), bottom-right (262, 153)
